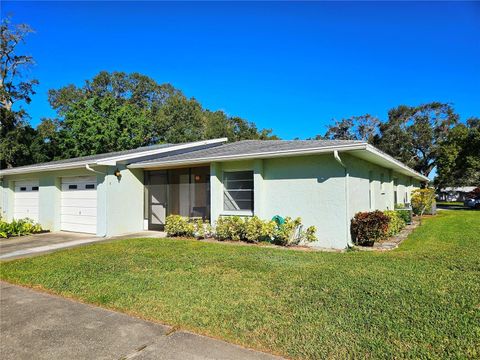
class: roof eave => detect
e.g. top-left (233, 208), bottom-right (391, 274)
top-left (128, 143), bottom-right (369, 169)
top-left (0, 138), bottom-right (228, 176)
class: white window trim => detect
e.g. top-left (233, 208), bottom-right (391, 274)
top-left (222, 170), bottom-right (254, 213)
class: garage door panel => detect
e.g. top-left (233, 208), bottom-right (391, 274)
top-left (61, 198), bottom-right (97, 208)
top-left (61, 222), bottom-right (96, 234)
top-left (60, 214), bottom-right (97, 225)
top-left (60, 207), bottom-right (97, 216)
top-left (14, 180), bottom-right (39, 223)
top-left (60, 191), bottom-right (97, 199)
top-left (14, 192), bottom-right (39, 199)
top-left (61, 177), bottom-right (97, 234)
top-left (14, 198), bottom-right (39, 207)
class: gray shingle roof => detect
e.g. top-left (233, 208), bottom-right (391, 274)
top-left (4, 143), bottom-right (175, 170)
top-left (130, 140), bottom-right (364, 165)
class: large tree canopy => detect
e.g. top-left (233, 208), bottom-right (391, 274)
top-left (320, 103), bottom-right (464, 178)
top-left (375, 103), bottom-right (458, 177)
top-left (435, 118), bottom-right (480, 188)
top-left (44, 71), bottom-right (277, 159)
top-left (0, 17), bottom-right (39, 168)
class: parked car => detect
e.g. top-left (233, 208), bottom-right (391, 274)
top-left (464, 197), bottom-right (480, 209)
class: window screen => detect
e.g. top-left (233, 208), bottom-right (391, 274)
top-left (20, 187), bottom-right (27, 191)
top-left (32, 186), bottom-right (39, 191)
top-left (69, 184), bottom-right (77, 190)
top-left (223, 171), bottom-right (254, 211)
top-left (86, 184), bottom-right (95, 189)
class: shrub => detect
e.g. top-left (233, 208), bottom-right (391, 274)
top-left (395, 208), bottom-right (412, 224)
top-left (350, 211), bottom-right (389, 246)
top-left (384, 210), bottom-right (406, 237)
top-left (244, 216), bottom-right (276, 243)
top-left (273, 217), bottom-right (317, 246)
top-left (0, 217), bottom-right (43, 238)
top-left (214, 216), bottom-right (246, 241)
top-left (214, 215), bottom-right (317, 246)
top-left (411, 188), bottom-right (436, 215)
top-left (165, 215), bottom-right (195, 237)
top-left (194, 219), bottom-right (212, 239)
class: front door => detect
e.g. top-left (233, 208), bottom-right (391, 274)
top-left (148, 172), bottom-right (167, 230)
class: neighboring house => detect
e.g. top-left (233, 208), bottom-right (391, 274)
top-left (0, 138), bottom-right (428, 249)
top-left (437, 187), bottom-right (477, 202)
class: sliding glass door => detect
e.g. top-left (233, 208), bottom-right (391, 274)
top-left (145, 166), bottom-right (210, 230)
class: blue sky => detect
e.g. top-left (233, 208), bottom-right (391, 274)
top-left (3, 1), bottom-right (480, 139)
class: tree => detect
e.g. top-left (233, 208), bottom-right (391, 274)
top-left (435, 118), bottom-right (480, 188)
top-left (320, 114), bottom-right (380, 142)
top-left (0, 16), bottom-right (38, 111)
top-left (375, 102), bottom-right (458, 176)
top-left (46, 71), bottom-right (277, 159)
top-left (0, 16), bottom-right (38, 168)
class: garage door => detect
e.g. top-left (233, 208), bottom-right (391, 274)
top-left (61, 176), bottom-right (97, 234)
top-left (14, 180), bottom-right (39, 222)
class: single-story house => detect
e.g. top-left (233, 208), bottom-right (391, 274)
top-left (437, 187), bottom-right (477, 202)
top-left (0, 138), bottom-right (428, 249)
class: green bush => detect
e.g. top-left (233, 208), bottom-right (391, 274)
top-left (272, 217), bottom-right (317, 246)
top-left (350, 211), bottom-right (389, 246)
top-left (244, 216), bottom-right (276, 243)
top-left (0, 217), bottom-right (44, 238)
top-left (395, 208), bottom-right (412, 224)
top-left (165, 215), bottom-right (195, 237)
top-left (411, 188), bottom-right (436, 215)
top-left (214, 216), bottom-right (246, 241)
top-left (384, 210), bottom-right (406, 237)
top-left (214, 215), bottom-right (317, 246)
top-left (194, 219), bottom-right (212, 239)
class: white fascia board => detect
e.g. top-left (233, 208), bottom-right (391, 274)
top-left (96, 138), bottom-right (228, 165)
top-left (0, 138), bottom-right (228, 176)
top-left (0, 161), bottom-right (94, 176)
top-left (365, 144), bottom-right (429, 182)
top-left (128, 143), bottom-right (369, 169)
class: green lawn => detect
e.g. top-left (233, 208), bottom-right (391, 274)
top-left (1, 211), bottom-right (479, 359)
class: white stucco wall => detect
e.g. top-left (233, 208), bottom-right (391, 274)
top-left (0, 165), bottom-right (143, 237)
top-left (210, 154), bottom-right (348, 249)
top-left (105, 164), bottom-right (144, 236)
top-left (209, 153), bottom-right (422, 249)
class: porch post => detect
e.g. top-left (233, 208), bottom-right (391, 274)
top-left (210, 162), bottom-right (223, 226)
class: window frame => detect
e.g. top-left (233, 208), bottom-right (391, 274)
top-left (222, 170), bottom-right (254, 215)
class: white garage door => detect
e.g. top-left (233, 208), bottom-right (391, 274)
top-left (14, 180), bottom-right (39, 222)
top-left (61, 176), bottom-right (97, 234)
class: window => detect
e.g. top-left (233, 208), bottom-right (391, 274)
top-left (68, 184), bottom-right (77, 190)
top-left (86, 184), bottom-right (95, 189)
top-left (20, 187), bottom-right (27, 191)
top-left (223, 171), bottom-right (254, 212)
top-left (32, 186), bottom-right (39, 191)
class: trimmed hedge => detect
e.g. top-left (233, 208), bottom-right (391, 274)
top-left (350, 211), bottom-right (390, 246)
top-left (165, 215), bottom-right (211, 238)
top-left (165, 214), bottom-right (317, 246)
top-left (384, 210), bottom-right (406, 237)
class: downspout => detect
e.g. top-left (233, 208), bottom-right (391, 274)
top-left (85, 164), bottom-right (108, 237)
top-left (333, 151), bottom-right (354, 248)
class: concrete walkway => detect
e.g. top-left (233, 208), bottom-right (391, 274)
top-left (0, 231), bottom-right (166, 260)
top-left (0, 281), bottom-right (281, 360)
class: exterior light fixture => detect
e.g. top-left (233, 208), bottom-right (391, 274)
top-left (195, 175), bottom-right (201, 182)
top-left (114, 168), bottom-right (121, 178)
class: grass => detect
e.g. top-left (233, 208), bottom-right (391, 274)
top-left (436, 201), bottom-right (465, 206)
top-left (1, 211), bottom-right (479, 359)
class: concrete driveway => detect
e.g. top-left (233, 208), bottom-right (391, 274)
top-left (0, 231), bottom-right (165, 260)
top-left (0, 281), bottom-right (281, 360)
